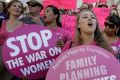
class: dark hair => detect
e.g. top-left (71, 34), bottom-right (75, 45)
top-left (0, 1), bottom-right (6, 13)
top-left (6, 0), bottom-right (24, 17)
top-left (106, 15), bottom-right (120, 28)
top-left (97, 2), bottom-right (108, 8)
top-left (106, 15), bottom-right (120, 36)
top-left (98, 5), bottom-right (108, 8)
top-left (46, 5), bottom-right (62, 27)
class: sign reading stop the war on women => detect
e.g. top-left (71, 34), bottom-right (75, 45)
top-left (2, 25), bottom-right (62, 79)
top-left (46, 45), bottom-right (120, 80)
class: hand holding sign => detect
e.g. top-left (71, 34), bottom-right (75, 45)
top-left (2, 25), bottom-right (62, 79)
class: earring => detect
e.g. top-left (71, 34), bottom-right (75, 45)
top-left (78, 26), bottom-right (80, 28)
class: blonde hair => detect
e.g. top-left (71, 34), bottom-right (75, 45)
top-left (73, 9), bottom-right (113, 53)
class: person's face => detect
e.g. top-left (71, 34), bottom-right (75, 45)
top-left (8, 2), bottom-right (22, 17)
top-left (104, 21), bottom-right (119, 36)
top-left (110, 9), bottom-right (118, 16)
top-left (0, 2), bottom-right (4, 12)
top-left (28, 3), bottom-right (41, 14)
top-left (44, 7), bottom-right (57, 24)
top-left (78, 11), bottom-right (97, 34)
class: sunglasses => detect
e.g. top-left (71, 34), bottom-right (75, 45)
top-left (98, 5), bottom-right (108, 8)
top-left (28, 4), bottom-right (37, 7)
top-left (104, 22), bottom-right (116, 29)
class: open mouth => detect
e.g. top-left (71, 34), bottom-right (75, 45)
top-left (88, 22), bottom-right (93, 26)
top-left (43, 15), bottom-right (46, 19)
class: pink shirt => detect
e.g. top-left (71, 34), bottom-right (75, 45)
top-left (110, 38), bottom-right (120, 54)
top-left (63, 40), bottom-right (115, 55)
top-left (0, 20), bottom-right (26, 46)
top-left (48, 27), bottom-right (72, 44)
top-left (63, 40), bottom-right (96, 52)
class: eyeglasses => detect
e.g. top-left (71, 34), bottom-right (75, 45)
top-left (104, 21), bottom-right (116, 29)
top-left (28, 4), bottom-right (37, 7)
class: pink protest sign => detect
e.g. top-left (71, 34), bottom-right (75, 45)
top-left (60, 0), bottom-right (76, 9)
top-left (99, 0), bottom-right (107, 3)
top-left (46, 45), bottom-right (120, 80)
top-left (93, 8), bottom-right (110, 31)
top-left (83, 0), bottom-right (97, 3)
top-left (43, 0), bottom-right (60, 8)
top-left (2, 25), bottom-right (62, 79)
top-left (62, 15), bottom-right (76, 39)
top-left (41, 0), bottom-right (60, 16)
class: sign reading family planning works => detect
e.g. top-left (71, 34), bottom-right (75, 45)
top-left (2, 25), bottom-right (62, 79)
top-left (46, 45), bottom-right (120, 80)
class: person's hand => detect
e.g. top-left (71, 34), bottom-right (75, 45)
top-left (56, 39), bottom-right (65, 48)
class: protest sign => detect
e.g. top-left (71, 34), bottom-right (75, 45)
top-left (83, 0), bottom-right (97, 3)
top-left (60, 0), bottom-right (76, 9)
top-left (43, 0), bottom-right (76, 9)
top-left (2, 25), bottom-right (62, 79)
top-left (62, 15), bottom-right (76, 39)
top-left (99, 0), bottom-right (107, 3)
top-left (46, 45), bottom-right (120, 80)
top-left (93, 8), bottom-right (110, 31)
top-left (43, 0), bottom-right (60, 8)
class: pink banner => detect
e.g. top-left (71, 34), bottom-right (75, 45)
top-left (43, 0), bottom-right (76, 9)
top-left (93, 8), bottom-right (110, 31)
top-left (46, 45), bottom-right (120, 80)
top-left (62, 15), bottom-right (76, 39)
top-left (43, 0), bottom-right (60, 8)
top-left (41, 0), bottom-right (60, 16)
top-left (60, 0), bottom-right (76, 9)
top-left (83, 0), bottom-right (97, 3)
top-left (99, 0), bottom-right (107, 3)
top-left (2, 25), bottom-right (62, 79)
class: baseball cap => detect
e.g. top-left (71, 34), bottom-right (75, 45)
top-left (27, 0), bottom-right (43, 9)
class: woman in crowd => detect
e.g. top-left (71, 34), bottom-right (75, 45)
top-left (0, 0), bottom-right (25, 80)
top-left (44, 5), bottom-right (71, 48)
top-left (0, 0), bottom-right (25, 46)
top-left (63, 9), bottom-right (113, 54)
top-left (103, 15), bottom-right (120, 61)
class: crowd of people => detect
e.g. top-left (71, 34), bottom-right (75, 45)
top-left (0, 0), bottom-right (120, 80)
